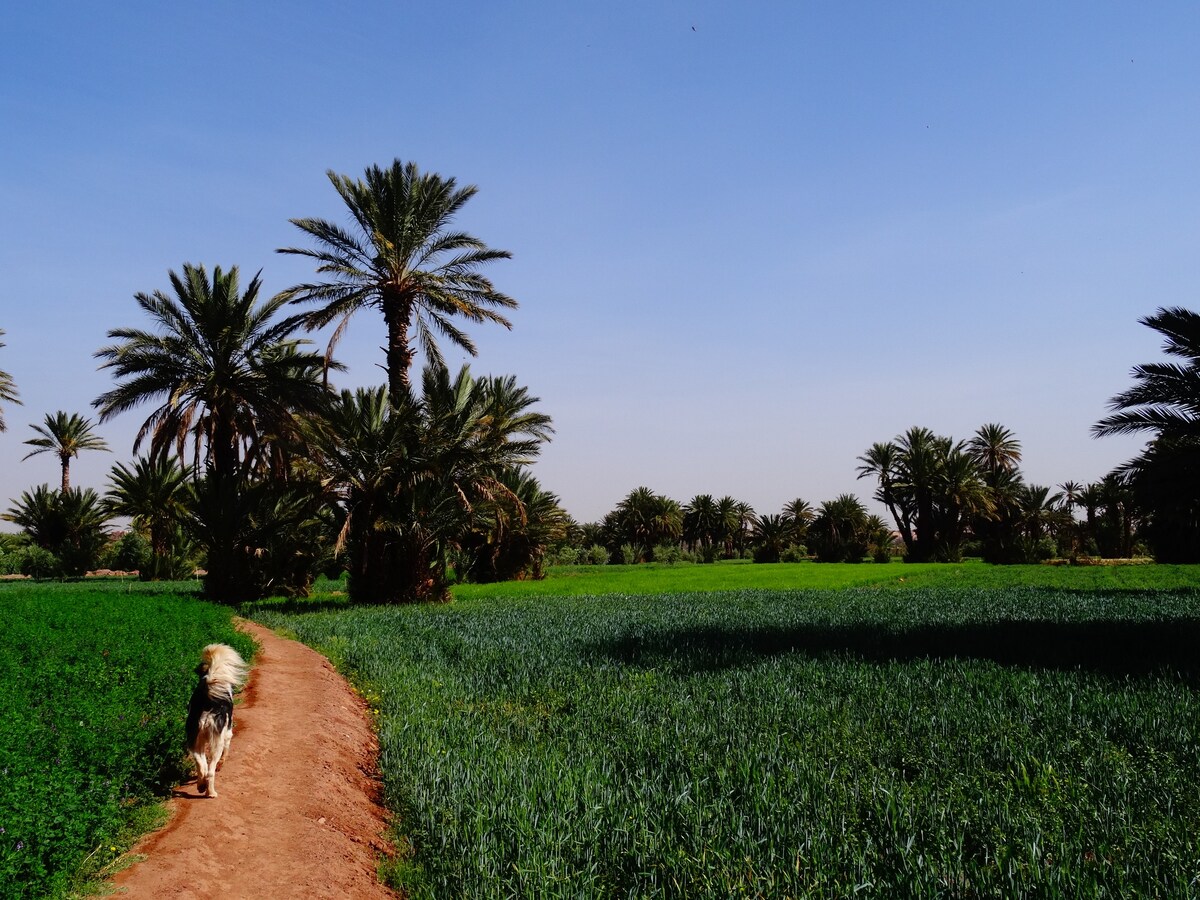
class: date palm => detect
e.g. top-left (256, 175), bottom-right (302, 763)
top-left (0, 328), bottom-right (18, 431)
top-left (968, 423), bottom-right (1022, 483)
top-left (278, 159), bottom-right (517, 404)
top-left (683, 494), bottom-right (720, 554)
top-left (1094, 306), bottom-right (1200, 438)
top-left (94, 264), bottom-right (330, 482)
top-left (94, 264), bottom-right (331, 601)
top-left (23, 411), bottom-right (110, 492)
top-left (104, 455), bottom-right (192, 579)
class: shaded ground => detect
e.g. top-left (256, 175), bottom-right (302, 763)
top-left (112, 619), bottom-right (398, 899)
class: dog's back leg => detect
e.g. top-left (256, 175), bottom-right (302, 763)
top-left (192, 751), bottom-right (210, 794)
top-left (205, 728), bottom-right (233, 797)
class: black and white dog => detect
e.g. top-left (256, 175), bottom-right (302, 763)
top-left (185, 644), bottom-right (248, 797)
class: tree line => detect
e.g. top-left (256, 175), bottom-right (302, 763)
top-left (2, 166), bottom-right (1200, 592)
top-left (553, 309), bottom-right (1200, 567)
top-left (0, 159), bottom-right (570, 601)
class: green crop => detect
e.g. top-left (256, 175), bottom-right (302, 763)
top-left (253, 585), bottom-right (1200, 898)
top-left (0, 580), bottom-right (253, 899)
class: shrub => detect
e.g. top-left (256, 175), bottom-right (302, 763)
top-left (652, 543), bottom-right (682, 564)
top-left (19, 546), bottom-right (61, 578)
top-left (585, 545), bottom-right (609, 566)
top-left (780, 544), bottom-right (809, 563)
top-left (103, 530), bottom-right (151, 572)
top-left (619, 544), bottom-right (639, 565)
top-left (549, 547), bottom-right (579, 566)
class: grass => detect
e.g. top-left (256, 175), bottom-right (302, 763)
top-left (451, 557), bottom-right (1200, 600)
top-left (0, 578), bottom-right (253, 900)
top-left (244, 567), bottom-right (1200, 898)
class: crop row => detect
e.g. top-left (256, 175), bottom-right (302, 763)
top-left (255, 586), bottom-right (1200, 898)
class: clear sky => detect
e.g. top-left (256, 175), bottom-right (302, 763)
top-left (2, 1), bottom-right (1195, 528)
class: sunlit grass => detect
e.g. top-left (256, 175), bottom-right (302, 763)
top-left (450, 558), bottom-right (1200, 600)
top-left (249, 582), bottom-right (1200, 898)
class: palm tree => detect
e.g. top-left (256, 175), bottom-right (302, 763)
top-left (460, 467), bottom-right (570, 582)
top-left (104, 455), bottom-right (192, 580)
top-left (683, 494), bottom-right (721, 557)
top-left (23, 411), bottom-right (110, 491)
top-left (94, 264), bottom-right (331, 600)
top-left (856, 441), bottom-right (912, 554)
top-left (751, 513), bottom-right (790, 563)
top-left (607, 487), bottom-right (683, 562)
top-left (277, 159), bottom-right (517, 404)
top-left (865, 514), bottom-right (895, 563)
top-left (782, 497), bottom-right (815, 546)
top-left (809, 495), bottom-right (870, 563)
top-left (4, 485), bottom-right (110, 576)
top-left (94, 264), bottom-right (331, 483)
top-left (0, 328), bottom-right (18, 431)
top-left (715, 495), bottom-right (740, 558)
top-left (967, 423), bottom-right (1022, 483)
top-left (310, 365), bottom-right (553, 603)
top-left (936, 445), bottom-right (994, 561)
top-left (1057, 480), bottom-right (1083, 514)
top-left (1094, 306), bottom-right (1200, 439)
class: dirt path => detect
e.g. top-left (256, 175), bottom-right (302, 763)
top-left (112, 620), bottom-right (399, 899)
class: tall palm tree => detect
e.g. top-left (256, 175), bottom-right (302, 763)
top-left (277, 159), bottom-right (517, 404)
top-left (0, 328), bottom-right (18, 431)
top-left (94, 264), bottom-right (330, 482)
top-left (23, 411), bottom-right (110, 491)
top-left (1094, 306), bottom-right (1200, 438)
top-left (94, 264), bottom-right (331, 601)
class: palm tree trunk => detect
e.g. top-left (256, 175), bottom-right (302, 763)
top-left (382, 296), bottom-right (415, 406)
top-left (60, 454), bottom-right (70, 493)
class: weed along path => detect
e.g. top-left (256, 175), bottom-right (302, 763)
top-left (112, 619), bottom-right (398, 899)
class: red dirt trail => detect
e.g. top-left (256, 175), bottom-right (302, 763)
top-left (112, 619), bottom-right (399, 899)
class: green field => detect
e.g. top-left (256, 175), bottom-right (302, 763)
top-left (451, 558), bottom-right (1197, 600)
top-left (0, 579), bottom-right (252, 900)
top-left (247, 563), bottom-right (1200, 898)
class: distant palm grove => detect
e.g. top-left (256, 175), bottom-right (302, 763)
top-left (1, 164), bottom-right (1200, 598)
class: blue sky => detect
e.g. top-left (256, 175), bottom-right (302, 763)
top-left (2, 1), bottom-right (1196, 527)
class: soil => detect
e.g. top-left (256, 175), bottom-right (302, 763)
top-left (111, 619), bottom-right (399, 899)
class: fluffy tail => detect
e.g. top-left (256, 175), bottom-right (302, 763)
top-left (200, 643), bottom-right (248, 697)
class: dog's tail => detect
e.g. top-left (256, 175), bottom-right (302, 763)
top-left (200, 643), bottom-right (248, 698)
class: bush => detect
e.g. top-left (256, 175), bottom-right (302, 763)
top-left (585, 545), bottom-right (609, 566)
top-left (619, 544), bottom-right (639, 565)
top-left (652, 543), bottom-right (682, 564)
top-left (780, 544), bottom-right (809, 563)
top-left (103, 530), bottom-right (151, 573)
top-left (19, 546), bottom-right (61, 579)
top-left (549, 547), bottom-right (579, 566)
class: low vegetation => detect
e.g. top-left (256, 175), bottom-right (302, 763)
top-left (247, 567), bottom-right (1200, 898)
top-left (0, 580), bottom-right (252, 899)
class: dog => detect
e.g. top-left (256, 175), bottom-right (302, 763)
top-left (185, 643), bottom-right (248, 797)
